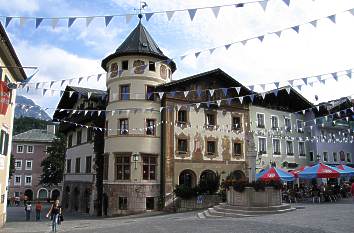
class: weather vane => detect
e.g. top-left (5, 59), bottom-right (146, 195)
top-left (134, 1), bottom-right (148, 20)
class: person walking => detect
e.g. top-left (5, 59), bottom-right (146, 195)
top-left (35, 201), bottom-right (42, 221)
top-left (24, 202), bottom-right (31, 221)
top-left (46, 200), bottom-right (62, 232)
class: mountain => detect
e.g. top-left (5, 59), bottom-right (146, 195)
top-left (15, 95), bottom-right (52, 121)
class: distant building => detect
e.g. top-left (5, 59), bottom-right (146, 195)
top-left (0, 22), bottom-right (27, 227)
top-left (9, 125), bottom-right (61, 202)
top-left (53, 86), bottom-right (106, 215)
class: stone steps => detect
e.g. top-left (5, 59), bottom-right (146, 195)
top-left (197, 203), bottom-right (296, 219)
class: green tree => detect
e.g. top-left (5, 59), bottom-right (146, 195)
top-left (13, 117), bottom-right (49, 134)
top-left (40, 133), bottom-right (66, 187)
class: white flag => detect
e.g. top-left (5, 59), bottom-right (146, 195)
top-left (51, 18), bottom-right (59, 29)
top-left (166, 11), bottom-right (175, 21)
top-left (86, 17), bottom-right (94, 27)
top-left (259, 0), bottom-right (268, 11)
top-left (211, 6), bottom-right (221, 18)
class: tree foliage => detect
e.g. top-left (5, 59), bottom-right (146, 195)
top-left (13, 117), bottom-right (49, 134)
top-left (40, 133), bottom-right (66, 187)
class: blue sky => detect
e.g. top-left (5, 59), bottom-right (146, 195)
top-left (1, 0), bottom-right (353, 117)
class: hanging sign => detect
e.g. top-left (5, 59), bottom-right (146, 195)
top-left (0, 81), bottom-right (11, 115)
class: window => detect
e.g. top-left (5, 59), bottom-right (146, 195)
top-left (86, 156), bottom-right (92, 174)
top-left (14, 192), bottom-right (20, 198)
top-left (15, 160), bottom-right (22, 170)
top-left (298, 142), bottom-right (305, 156)
top-left (257, 113), bottom-right (265, 128)
top-left (258, 138), bottom-right (266, 154)
top-left (120, 85), bottom-right (130, 100)
top-left (14, 175), bottom-right (21, 186)
top-left (285, 118), bottom-right (291, 131)
top-left (297, 120), bottom-right (304, 133)
top-left (232, 117), bottom-right (241, 130)
top-left (67, 159), bottom-right (71, 173)
top-left (323, 152), bottom-right (328, 162)
top-left (146, 197), bottom-right (154, 210)
top-left (347, 153), bottom-right (351, 162)
top-left (206, 113), bottom-right (216, 126)
top-left (110, 62), bottom-right (118, 78)
top-left (76, 130), bottom-right (82, 145)
top-left (146, 119), bottom-right (155, 136)
top-left (143, 156), bottom-right (157, 180)
top-left (116, 156), bottom-right (130, 180)
top-left (309, 152), bottom-right (314, 161)
top-left (233, 143), bottom-right (242, 156)
top-left (286, 141), bottom-right (294, 155)
top-left (0, 130), bottom-right (10, 155)
top-left (207, 141), bottom-right (216, 155)
top-left (149, 61), bottom-right (155, 71)
top-left (272, 139), bottom-right (280, 155)
top-left (271, 116), bottom-right (278, 129)
top-left (68, 134), bottom-right (73, 148)
top-left (177, 139), bottom-right (188, 153)
top-left (87, 127), bottom-right (93, 142)
top-left (25, 176), bottom-right (32, 185)
top-left (119, 197), bottom-right (128, 210)
top-left (177, 110), bottom-right (187, 123)
top-left (25, 160), bottom-right (32, 170)
top-left (122, 60), bottom-right (129, 70)
top-left (27, 145), bottom-right (34, 153)
top-left (146, 85), bottom-right (155, 101)
top-left (333, 152), bottom-right (337, 162)
top-left (119, 119), bottom-right (129, 135)
top-left (75, 158), bottom-right (81, 173)
top-left (17, 145), bottom-right (23, 153)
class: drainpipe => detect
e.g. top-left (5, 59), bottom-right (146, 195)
top-left (159, 96), bottom-right (166, 209)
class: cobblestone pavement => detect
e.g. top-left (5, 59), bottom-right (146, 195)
top-left (2, 199), bottom-right (354, 233)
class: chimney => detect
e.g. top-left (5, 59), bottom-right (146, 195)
top-left (47, 125), bottom-right (57, 135)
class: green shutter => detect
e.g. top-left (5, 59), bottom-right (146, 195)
top-left (3, 133), bottom-right (9, 155)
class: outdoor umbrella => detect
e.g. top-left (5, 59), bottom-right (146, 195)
top-left (290, 166), bottom-right (309, 178)
top-left (335, 165), bottom-right (354, 176)
top-left (256, 167), bottom-right (295, 182)
top-left (298, 163), bottom-right (341, 179)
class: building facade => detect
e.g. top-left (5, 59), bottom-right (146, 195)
top-left (9, 125), bottom-right (60, 202)
top-left (0, 22), bottom-right (27, 227)
top-left (54, 86), bottom-right (106, 215)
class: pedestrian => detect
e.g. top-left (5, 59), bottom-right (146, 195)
top-left (35, 201), bottom-right (42, 221)
top-left (351, 182), bottom-right (354, 203)
top-left (24, 201), bottom-right (31, 221)
top-left (46, 200), bottom-right (62, 232)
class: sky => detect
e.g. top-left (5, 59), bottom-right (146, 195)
top-left (1, 0), bottom-right (353, 117)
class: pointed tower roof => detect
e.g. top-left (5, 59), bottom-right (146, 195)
top-left (102, 21), bottom-right (176, 72)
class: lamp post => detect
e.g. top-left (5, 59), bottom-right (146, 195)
top-left (132, 152), bottom-right (139, 169)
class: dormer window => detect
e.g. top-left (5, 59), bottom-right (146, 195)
top-left (122, 60), bottom-right (129, 70)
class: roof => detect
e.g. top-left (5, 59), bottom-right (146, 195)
top-left (0, 22), bottom-right (27, 81)
top-left (13, 129), bottom-right (56, 142)
top-left (101, 21), bottom-right (176, 72)
top-left (157, 68), bottom-right (253, 96)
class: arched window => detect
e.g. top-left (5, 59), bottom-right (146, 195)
top-left (179, 169), bottom-right (197, 188)
top-left (37, 188), bottom-right (48, 200)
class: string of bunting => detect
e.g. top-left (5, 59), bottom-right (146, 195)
top-left (1, 0), bottom-right (314, 29)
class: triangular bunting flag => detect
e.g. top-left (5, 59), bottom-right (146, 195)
top-left (349, 8), bottom-right (354, 16)
top-left (5, 17), bottom-right (12, 27)
top-left (195, 51), bottom-right (201, 58)
top-left (166, 11), bottom-right (175, 21)
top-left (328, 14), bottom-right (336, 23)
top-left (43, 89), bottom-right (47, 96)
top-left (158, 92), bottom-right (164, 99)
top-left (60, 91), bottom-right (64, 97)
top-left (160, 107), bottom-right (164, 112)
top-left (126, 14), bottom-right (133, 23)
top-left (292, 25), bottom-right (300, 33)
top-left (309, 20), bottom-right (317, 27)
top-left (259, 0), bottom-right (268, 11)
top-left (211, 6), bottom-right (221, 18)
top-left (241, 40), bottom-right (247, 45)
top-left (346, 69), bottom-right (352, 79)
top-left (97, 74), bottom-right (102, 81)
top-left (225, 44), bottom-right (232, 50)
top-left (261, 92), bottom-right (266, 99)
top-left (69, 91), bottom-right (74, 98)
top-left (282, 0), bottom-right (290, 6)
top-left (78, 77), bottom-right (83, 84)
top-left (235, 87), bottom-right (241, 95)
top-left (285, 87), bottom-right (291, 94)
top-left (331, 72), bottom-right (338, 81)
top-left (297, 85), bottom-right (302, 91)
top-left (221, 88), bottom-right (228, 96)
top-left (288, 80), bottom-right (294, 86)
top-left (239, 96), bottom-right (244, 104)
top-left (171, 91), bottom-right (176, 97)
top-left (51, 18), bottom-right (59, 29)
top-left (184, 91), bottom-right (189, 98)
top-left (248, 85), bottom-right (254, 91)
top-left (86, 17), bottom-right (94, 27)
top-left (274, 31), bottom-right (282, 37)
top-left (274, 82), bottom-right (280, 89)
top-left (188, 9), bottom-right (197, 21)
top-left (309, 82), bottom-right (314, 87)
top-left (260, 84), bottom-right (266, 90)
top-left (196, 103), bottom-right (201, 108)
top-left (145, 13), bottom-right (154, 21)
top-left (258, 35), bottom-right (265, 42)
top-left (68, 17), bottom-right (76, 27)
top-left (105, 16), bottom-right (113, 26)
top-left (87, 92), bottom-right (92, 99)
top-left (35, 18), bottom-right (43, 28)
top-left (209, 48), bottom-right (216, 54)
top-left (302, 110), bottom-right (306, 115)
top-left (19, 17), bottom-right (27, 27)
top-left (85, 110), bottom-right (88, 116)
top-left (249, 94), bottom-right (255, 103)
top-left (36, 83), bottom-right (40, 89)
top-left (61, 80), bottom-right (65, 87)
top-left (180, 55), bottom-right (186, 60)
top-left (50, 81), bottom-right (55, 88)
top-left (235, 3), bottom-right (244, 8)
top-left (216, 100), bottom-right (221, 107)
top-left (316, 105), bottom-right (320, 111)
top-left (302, 77), bottom-right (308, 85)
top-left (209, 89), bottom-right (215, 97)
top-left (273, 90), bottom-right (278, 97)
top-left (226, 98), bottom-right (232, 105)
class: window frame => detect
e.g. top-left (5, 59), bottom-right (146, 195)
top-left (333, 152), bottom-right (338, 162)
top-left (286, 140), bottom-right (294, 156)
top-left (67, 159), bottom-right (72, 174)
top-left (296, 119), bottom-right (304, 133)
top-left (142, 155), bottom-right (157, 180)
top-left (85, 156), bottom-right (92, 174)
top-left (14, 175), bottom-right (21, 186)
top-left (76, 130), bottom-right (82, 145)
top-left (284, 117), bottom-right (291, 132)
top-left (272, 138), bottom-right (281, 155)
top-left (258, 137), bottom-right (267, 155)
top-left (256, 113), bottom-right (265, 128)
top-left (206, 140), bottom-right (216, 155)
top-left (15, 160), bottom-right (22, 170)
top-left (75, 157), bottom-right (81, 173)
top-left (323, 151), bottom-right (328, 162)
top-left (27, 145), bottom-right (34, 153)
top-left (119, 118), bottom-right (129, 135)
top-left (298, 141), bottom-right (306, 156)
top-left (145, 85), bottom-right (155, 101)
top-left (148, 61), bottom-right (156, 71)
top-left (309, 151), bottom-right (314, 161)
top-left (145, 119), bottom-right (156, 136)
top-left (177, 138), bottom-right (188, 154)
top-left (119, 84), bottom-right (130, 100)
top-left (177, 109), bottom-right (188, 124)
top-left (25, 160), bottom-right (32, 170)
top-left (233, 142), bottom-right (242, 156)
top-left (115, 155), bottom-right (131, 180)
top-left (17, 145), bottom-right (24, 153)
top-left (122, 60), bottom-right (129, 70)
top-left (118, 197), bottom-right (128, 210)
top-left (271, 115), bottom-right (279, 129)
top-left (232, 116), bottom-right (241, 130)
top-left (205, 112), bottom-right (217, 128)
top-left (25, 175), bottom-right (32, 186)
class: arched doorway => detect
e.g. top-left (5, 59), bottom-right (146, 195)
top-left (230, 170), bottom-right (246, 181)
top-left (83, 189), bottom-right (91, 213)
top-left (73, 187), bottom-right (80, 211)
top-left (51, 189), bottom-right (60, 200)
top-left (179, 169), bottom-right (197, 188)
top-left (24, 189), bottom-right (33, 201)
top-left (103, 193), bottom-right (108, 216)
top-left (200, 170), bottom-right (217, 182)
top-left (199, 170), bottom-right (218, 194)
top-left (37, 188), bottom-right (48, 200)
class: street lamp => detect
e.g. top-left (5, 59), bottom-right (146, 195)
top-left (132, 152), bottom-right (139, 169)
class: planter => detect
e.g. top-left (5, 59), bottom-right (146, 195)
top-left (227, 187), bottom-right (281, 207)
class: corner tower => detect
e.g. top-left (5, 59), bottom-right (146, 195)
top-left (101, 20), bottom-right (176, 215)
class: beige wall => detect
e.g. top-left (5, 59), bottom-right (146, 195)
top-left (0, 56), bottom-right (17, 226)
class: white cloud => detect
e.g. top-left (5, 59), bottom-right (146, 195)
top-left (0, 0), bottom-right (40, 14)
